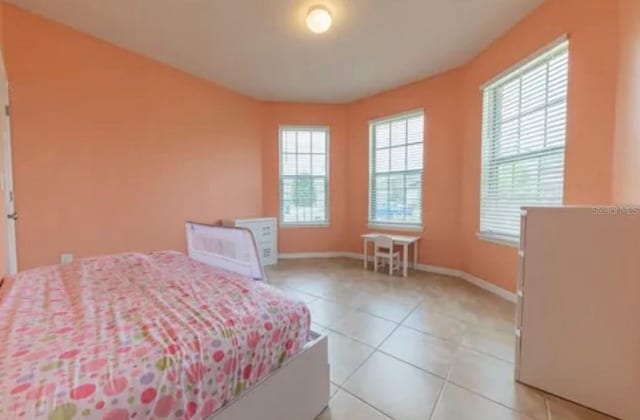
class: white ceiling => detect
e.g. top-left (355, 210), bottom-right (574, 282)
top-left (7, 0), bottom-right (544, 103)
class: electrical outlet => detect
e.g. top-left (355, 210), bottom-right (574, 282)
top-left (61, 254), bottom-right (73, 265)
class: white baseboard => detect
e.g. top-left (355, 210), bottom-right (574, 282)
top-left (279, 252), bottom-right (349, 259)
top-left (414, 263), bottom-right (462, 278)
top-left (459, 272), bottom-right (517, 303)
top-left (277, 251), bottom-right (517, 303)
top-left (341, 252), bottom-right (368, 260)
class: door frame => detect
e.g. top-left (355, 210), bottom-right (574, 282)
top-left (0, 49), bottom-right (17, 275)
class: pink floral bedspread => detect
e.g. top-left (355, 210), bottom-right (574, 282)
top-left (0, 251), bottom-right (310, 420)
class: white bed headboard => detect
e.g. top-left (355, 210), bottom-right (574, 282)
top-left (185, 222), bottom-right (267, 282)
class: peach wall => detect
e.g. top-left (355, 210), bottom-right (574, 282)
top-left (0, 1), bottom-right (3, 47)
top-left (4, 5), bottom-right (263, 270)
top-left (612, 0), bottom-right (640, 204)
top-left (270, 0), bottom-right (620, 291)
top-left (261, 102), bottom-right (349, 252)
top-left (346, 70), bottom-right (465, 270)
top-left (3, 1), bottom-right (628, 293)
top-left (460, 0), bottom-right (619, 290)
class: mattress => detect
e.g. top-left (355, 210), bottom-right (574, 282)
top-left (0, 251), bottom-right (311, 419)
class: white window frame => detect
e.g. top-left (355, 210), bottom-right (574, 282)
top-left (368, 109), bottom-right (424, 231)
top-left (279, 126), bottom-right (330, 227)
top-left (479, 37), bottom-right (569, 245)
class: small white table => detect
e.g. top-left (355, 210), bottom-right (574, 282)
top-left (362, 233), bottom-right (420, 277)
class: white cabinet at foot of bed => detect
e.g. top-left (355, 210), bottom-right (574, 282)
top-left (223, 217), bottom-right (278, 266)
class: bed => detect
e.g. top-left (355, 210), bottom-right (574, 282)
top-left (0, 226), bottom-right (329, 420)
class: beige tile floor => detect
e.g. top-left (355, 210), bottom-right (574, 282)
top-left (266, 258), bottom-right (616, 420)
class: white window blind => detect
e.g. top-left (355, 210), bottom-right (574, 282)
top-left (369, 111), bottom-right (424, 228)
top-left (280, 126), bottom-right (329, 225)
top-left (480, 40), bottom-right (569, 241)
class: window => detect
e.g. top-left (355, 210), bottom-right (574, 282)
top-left (480, 40), bottom-right (569, 242)
top-left (280, 126), bottom-right (329, 226)
top-left (369, 111), bottom-right (424, 229)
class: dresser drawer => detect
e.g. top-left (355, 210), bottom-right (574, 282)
top-left (224, 217), bottom-right (278, 266)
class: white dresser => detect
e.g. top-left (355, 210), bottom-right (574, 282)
top-left (516, 206), bottom-right (640, 419)
top-left (223, 217), bottom-right (277, 266)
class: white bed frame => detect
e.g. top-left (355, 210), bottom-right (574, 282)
top-left (185, 222), bottom-right (330, 420)
top-left (213, 331), bottom-right (329, 420)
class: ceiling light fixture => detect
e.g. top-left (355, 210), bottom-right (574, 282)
top-left (306, 5), bottom-right (332, 34)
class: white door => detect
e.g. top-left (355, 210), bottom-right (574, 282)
top-left (0, 51), bottom-right (17, 274)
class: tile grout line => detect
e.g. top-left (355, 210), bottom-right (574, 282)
top-left (384, 305), bottom-right (518, 366)
top-left (425, 312), bottom-right (464, 420)
top-left (439, 331), bottom-right (542, 419)
top-left (308, 295), bottom-right (418, 342)
top-left (455, 342), bottom-right (516, 365)
top-left (289, 290), bottom-right (520, 369)
top-left (395, 302), bottom-right (518, 365)
top-left (273, 263), bottom-right (605, 420)
top-left (441, 380), bottom-right (538, 419)
top-left (373, 348), bottom-right (451, 382)
top-left (271, 268), bottom-right (402, 417)
top-left (310, 290), bottom-right (517, 363)
top-left (332, 298), bottom-right (424, 420)
top-left (326, 331), bottom-right (534, 418)
top-left (322, 292), bottom-right (423, 323)
top-left (338, 299), bottom-right (421, 382)
top-left (426, 382), bottom-right (448, 420)
top-left (272, 263), bottom-right (540, 419)
top-left (429, 336), bottom-right (541, 420)
top-left (316, 310), bottom-right (405, 388)
top-left (333, 385), bottom-right (395, 420)
top-left (321, 299), bottom-right (532, 419)
top-left (288, 283), bottom-right (422, 324)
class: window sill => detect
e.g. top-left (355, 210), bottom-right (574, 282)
top-left (368, 223), bottom-right (424, 233)
top-left (280, 223), bottom-right (330, 229)
top-left (476, 232), bottom-right (519, 248)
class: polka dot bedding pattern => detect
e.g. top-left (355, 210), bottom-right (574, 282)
top-left (0, 251), bottom-right (311, 420)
